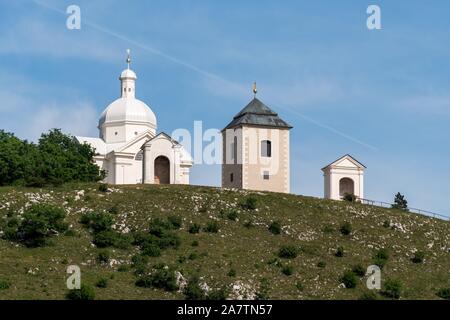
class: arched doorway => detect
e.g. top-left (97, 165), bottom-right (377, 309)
top-left (339, 178), bottom-right (354, 198)
top-left (154, 156), bottom-right (170, 184)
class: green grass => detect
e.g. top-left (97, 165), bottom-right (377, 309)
top-left (0, 183), bottom-right (449, 300)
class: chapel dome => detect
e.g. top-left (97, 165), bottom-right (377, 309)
top-left (98, 97), bottom-right (157, 129)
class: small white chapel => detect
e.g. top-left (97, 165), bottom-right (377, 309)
top-left (76, 50), bottom-right (193, 185)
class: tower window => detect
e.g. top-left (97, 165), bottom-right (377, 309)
top-left (263, 171), bottom-right (270, 180)
top-left (115, 132), bottom-right (118, 136)
top-left (261, 140), bottom-right (272, 157)
top-left (230, 173), bottom-right (234, 182)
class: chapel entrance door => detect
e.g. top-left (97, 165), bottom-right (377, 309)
top-left (154, 156), bottom-right (170, 184)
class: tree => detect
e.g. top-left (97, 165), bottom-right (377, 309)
top-left (391, 192), bottom-right (408, 211)
top-left (0, 129), bottom-right (105, 187)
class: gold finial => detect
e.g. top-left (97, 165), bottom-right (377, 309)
top-left (252, 82), bottom-right (257, 97)
top-left (126, 49), bottom-right (131, 69)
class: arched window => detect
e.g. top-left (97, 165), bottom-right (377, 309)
top-left (261, 140), bottom-right (272, 157)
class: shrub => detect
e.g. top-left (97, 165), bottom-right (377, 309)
top-left (335, 246), bottom-right (345, 257)
top-left (188, 252), bottom-right (199, 260)
top-left (240, 195), bottom-right (257, 210)
top-left (189, 223), bottom-right (201, 234)
top-left (255, 278), bottom-right (270, 300)
top-left (281, 265), bottom-right (294, 276)
top-left (98, 183), bottom-right (109, 192)
top-left (412, 251), bottom-right (425, 264)
top-left (322, 224), bottom-right (334, 233)
top-left (207, 287), bottom-right (229, 300)
top-left (278, 245), bottom-right (298, 259)
top-left (10, 204), bottom-right (68, 247)
top-left (0, 280), bottom-right (10, 290)
top-left (352, 264), bottom-right (366, 277)
top-left (131, 254), bottom-right (149, 274)
top-left (383, 220), bottom-right (390, 228)
top-left (339, 222), bottom-right (352, 236)
top-left (93, 230), bottom-right (132, 249)
top-left (373, 248), bottom-right (389, 269)
top-left (168, 215), bottom-right (182, 229)
top-left (317, 261), bottom-right (326, 268)
top-left (226, 210), bottom-right (238, 221)
top-left (359, 291), bottom-right (378, 300)
top-left (243, 220), bottom-right (253, 229)
top-left (382, 279), bottom-right (402, 299)
top-left (108, 205), bottom-right (119, 215)
top-left (96, 278), bottom-right (108, 288)
top-left (269, 221), bottom-right (282, 235)
top-left (341, 270), bottom-right (357, 289)
top-left (191, 240), bottom-right (199, 247)
top-left (66, 284), bottom-right (95, 300)
top-left (97, 250), bottom-right (110, 264)
top-left (391, 192), bottom-right (408, 211)
top-left (228, 269), bottom-right (236, 277)
top-left (80, 212), bottom-right (114, 233)
top-left (296, 282), bottom-right (304, 292)
top-left (184, 275), bottom-right (205, 300)
top-left (437, 288), bottom-right (450, 300)
top-left (343, 193), bottom-right (357, 202)
top-left (117, 265), bottom-right (130, 272)
top-left (141, 243), bottom-right (161, 257)
top-left (135, 265), bottom-right (178, 292)
top-left (204, 221), bottom-right (220, 233)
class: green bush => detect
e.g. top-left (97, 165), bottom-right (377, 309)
top-left (96, 278), bottom-right (108, 288)
top-left (189, 223), bottom-right (201, 234)
top-left (255, 278), bottom-right (270, 300)
top-left (132, 254), bottom-right (149, 274)
top-left (437, 288), bottom-right (450, 300)
top-left (117, 265), bottom-right (130, 272)
top-left (359, 291), bottom-right (378, 300)
top-left (281, 265), bottom-right (294, 276)
top-left (412, 251), bottom-right (425, 264)
top-left (6, 204), bottom-right (68, 247)
top-left (141, 243), bottom-right (161, 257)
top-left (335, 246), bottom-right (345, 257)
top-left (269, 221), bottom-right (282, 235)
top-left (341, 270), bottom-right (357, 289)
top-left (80, 212), bottom-right (114, 233)
top-left (168, 215), bottom-right (182, 229)
top-left (207, 287), bottom-right (229, 300)
top-left (240, 195), bottom-right (257, 210)
top-left (352, 264), bottom-right (366, 277)
top-left (373, 248), bottom-right (389, 269)
top-left (343, 193), bottom-right (357, 202)
top-left (339, 222), bottom-right (352, 235)
top-left (98, 183), bottom-right (109, 192)
top-left (191, 240), bottom-right (199, 247)
top-left (93, 230), bottom-right (132, 249)
top-left (204, 221), bottom-right (220, 233)
top-left (278, 245), bottom-right (298, 259)
top-left (382, 279), bottom-right (402, 299)
top-left (322, 224), bottom-right (334, 233)
top-left (0, 129), bottom-right (104, 187)
top-left (0, 280), bottom-right (10, 290)
top-left (383, 220), bottom-right (390, 228)
top-left (97, 249), bottom-right (110, 264)
top-left (184, 275), bottom-right (206, 300)
top-left (228, 269), bottom-right (237, 277)
top-left (135, 265), bottom-right (178, 292)
top-left (66, 284), bottom-right (95, 300)
top-left (317, 261), bottom-right (326, 268)
top-left (226, 210), bottom-right (239, 221)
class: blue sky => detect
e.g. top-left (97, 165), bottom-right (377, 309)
top-left (1, 0), bottom-right (449, 216)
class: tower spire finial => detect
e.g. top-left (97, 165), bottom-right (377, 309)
top-left (126, 49), bottom-right (131, 69)
top-left (252, 82), bottom-right (258, 98)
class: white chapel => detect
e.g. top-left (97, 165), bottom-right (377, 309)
top-left (76, 51), bottom-right (193, 185)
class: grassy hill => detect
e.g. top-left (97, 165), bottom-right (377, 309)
top-left (0, 183), bottom-right (449, 300)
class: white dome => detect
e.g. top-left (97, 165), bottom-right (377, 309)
top-left (99, 97), bottom-right (157, 128)
top-left (120, 69), bottom-right (137, 80)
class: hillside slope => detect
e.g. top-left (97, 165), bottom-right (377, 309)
top-left (0, 184), bottom-right (449, 300)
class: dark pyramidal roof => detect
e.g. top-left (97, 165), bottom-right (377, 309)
top-left (223, 98), bottom-right (292, 130)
